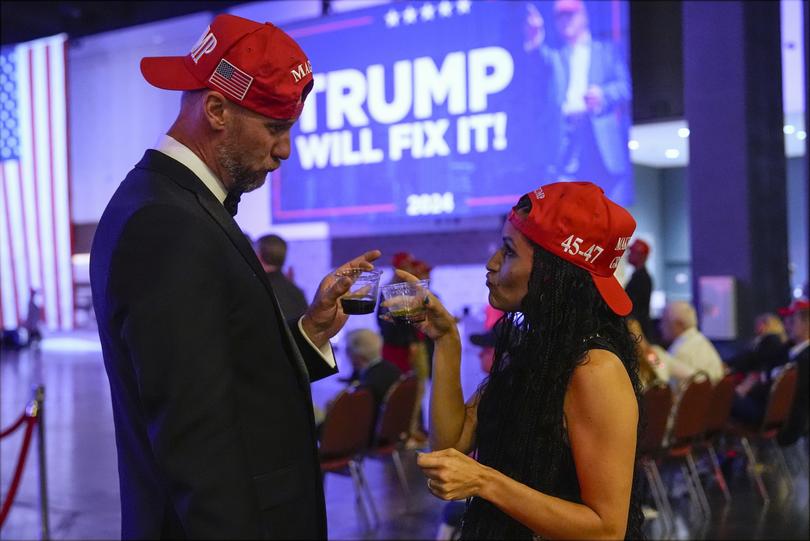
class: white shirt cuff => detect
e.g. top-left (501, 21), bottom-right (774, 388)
top-left (297, 316), bottom-right (336, 368)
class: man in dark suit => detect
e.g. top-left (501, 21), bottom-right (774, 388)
top-left (90, 14), bottom-right (380, 539)
top-left (256, 234), bottom-right (309, 320)
top-left (524, 0), bottom-right (632, 202)
top-left (624, 239), bottom-right (654, 341)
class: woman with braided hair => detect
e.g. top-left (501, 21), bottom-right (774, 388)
top-left (412, 182), bottom-right (644, 540)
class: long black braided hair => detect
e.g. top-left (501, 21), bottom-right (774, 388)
top-left (459, 197), bottom-right (645, 540)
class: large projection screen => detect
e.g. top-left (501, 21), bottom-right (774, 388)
top-left (274, 0), bottom-right (632, 225)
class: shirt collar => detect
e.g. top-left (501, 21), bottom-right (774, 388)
top-left (568, 30), bottom-right (592, 49)
top-left (669, 326), bottom-right (698, 352)
top-left (789, 339), bottom-right (809, 360)
top-left (153, 134), bottom-right (228, 204)
top-left (359, 357), bottom-right (383, 377)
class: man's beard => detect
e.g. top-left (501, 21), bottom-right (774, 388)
top-left (216, 138), bottom-right (268, 194)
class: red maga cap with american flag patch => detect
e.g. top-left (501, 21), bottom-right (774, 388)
top-left (140, 13), bottom-right (313, 119)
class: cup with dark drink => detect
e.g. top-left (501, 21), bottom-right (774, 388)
top-left (379, 279), bottom-right (430, 323)
top-left (337, 268), bottom-right (382, 315)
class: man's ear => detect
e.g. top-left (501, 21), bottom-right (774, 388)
top-left (202, 91), bottom-right (229, 132)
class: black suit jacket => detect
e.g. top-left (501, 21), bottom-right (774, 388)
top-left (726, 333), bottom-right (786, 375)
top-left (90, 150), bottom-right (336, 539)
top-left (360, 359), bottom-right (402, 410)
top-left (266, 271), bottom-right (309, 321)
top-left (778, 345), bottom-right (809, 446)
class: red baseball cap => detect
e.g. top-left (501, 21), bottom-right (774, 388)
top-left (141, 13), bottom-right (314, 120)
top-left (391, 252), bottom-right (414, 270)
top-left (630, 239), bottom-right (651, 256)
top-left (508, 181), bottom-right (637, 316)
top-left (778, 298), bottom-right (809, 317)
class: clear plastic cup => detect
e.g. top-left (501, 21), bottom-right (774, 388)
top-left (336, 268), bottom-right (383, 315)
top-left (379, 279), bottom-right (431, 324)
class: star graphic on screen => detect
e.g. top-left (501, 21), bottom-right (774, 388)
top-left (402, 6), bottom-right (418, 24)
top-left (456, 0), bottom-right (472, 15)
top-left (437, 0), bottom-right (453, 17)
top-left (421, 3), bottom-right (436, 21)
top-left (384, 9), bottom-right (400, 27)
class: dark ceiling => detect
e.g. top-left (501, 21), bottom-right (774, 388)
top-left (1, 1), bottom-right (257, 46)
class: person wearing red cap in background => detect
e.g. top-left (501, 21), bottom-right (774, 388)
top-left (405, 182), bottom-right (643, 539)
top-left (378, 252), bottom-right (417, 374)
top-left (90, 13), bottom-right (380, 539)
top-left (376, 252), bottom-right (432, 445)
top-left (524, 0), bottom-right (631, 200)
top-left (624, 239), bottom-right (654, 341)
top-left (777, 299), bottom-right (809, 445)
top-left (732, 299), bottom-right (809, 443)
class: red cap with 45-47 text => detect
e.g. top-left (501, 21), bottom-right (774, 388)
top-left (508, 181), bottom-right (637, 316)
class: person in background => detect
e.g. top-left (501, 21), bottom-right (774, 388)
top-left (624, 239), bottom-right (654, 341)
top-left (24, 288), bottom-right (43, 347)
top-left (524, 0), bottom-right (632, 201)
top-left (344, 328), bottom-right (401, 412)
top-left (732, 300), bottom-right (808, 431)
top-left (415, 182), bottom-right (644, 539)
top-left (660, 300), bottom-right (727, 385)
top-left (408, 258), bottom-right (436, 443)
top-left (378, 252), bottom-right (418, 374)
top-left (726, 312), bottom-right (788, 376)
top-left (256, 233), bottom-right (309, 320)
top-left (626, 317), bottom-right (669, 390)
top-left (777, 299), bottom-right (809, 445)
top-left (90, 13), bottom-right (380, 538)
top-left (377, 252), bottom-right (431, 446)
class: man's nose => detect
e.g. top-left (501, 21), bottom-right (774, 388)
top-left (273, 132), bottom-right (292, 161)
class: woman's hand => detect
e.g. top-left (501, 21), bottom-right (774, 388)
top-left (417, 447), bottom-right (492, 501)
top-left (392, 269), bottom-right (458, 341)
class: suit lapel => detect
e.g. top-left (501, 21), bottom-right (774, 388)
top-left (137, 151), bottom-right (312, 388)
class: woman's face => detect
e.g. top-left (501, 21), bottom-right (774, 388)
top-left (485, 220), bottom-right (534, 312)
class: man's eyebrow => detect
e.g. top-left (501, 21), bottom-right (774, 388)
top-left (267, 120), bottom-right (294, 127)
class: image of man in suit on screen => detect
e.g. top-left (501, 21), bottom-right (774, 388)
top-left (524, 0), bottom-right (632, 202)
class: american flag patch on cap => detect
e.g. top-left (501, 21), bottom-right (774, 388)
top-left (208, 59), bottom-right (253, 100)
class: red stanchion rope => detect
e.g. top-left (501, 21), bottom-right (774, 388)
top-left (0, 414), bottom-right (38, 526)
top-left (0, 413), bottom-right (29, 439)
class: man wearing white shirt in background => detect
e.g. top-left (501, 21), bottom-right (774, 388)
top-left (660, 300), bottom-right (727, 385)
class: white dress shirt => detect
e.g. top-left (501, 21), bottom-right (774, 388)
top-left (667, 327), bottom-right (726, 385)
top-left (153, 134), bottom-right (336, 368)
top-left (562, 32), bottom-right (592, 116)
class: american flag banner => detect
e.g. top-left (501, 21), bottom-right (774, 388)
top-left (0, 34), bottom-right (73, 331)
top-left (208, 59), bottom-right (253, 101)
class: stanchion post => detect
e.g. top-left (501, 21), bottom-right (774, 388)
top-left (32, 385), bottom-right (50, 540)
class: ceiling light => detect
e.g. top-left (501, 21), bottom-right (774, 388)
top-left (797, 130), bottom-right (807, 141)
top-left (784, 124), bottom-right (796, 135)
top-left (664, 148), bottom-right (680, 159)
top-left (677, 127), bottom-right (690, 138)
top-left (628, 140), bottom-right (639, 150)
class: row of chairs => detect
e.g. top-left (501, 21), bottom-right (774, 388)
top-left (318, 375), bottom-right (420, 530)
top-left (640, 363), bottom-right (801, 537)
